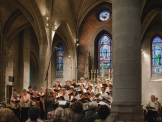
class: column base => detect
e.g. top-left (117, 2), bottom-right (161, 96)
top-left (110, 103), bottom-right (144, 122)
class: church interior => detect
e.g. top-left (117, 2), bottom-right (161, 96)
top-left (0, 0), bottom-right (162, 121)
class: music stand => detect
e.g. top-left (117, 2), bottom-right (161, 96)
top-left (45, 47), bottom-right (58, 119)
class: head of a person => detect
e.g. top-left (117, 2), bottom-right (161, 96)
top-left (109, 83), bottom-right (113, 89)
top-left (88, 101), bottom-right (98, 111)
top-left (33, 91), bottom-right (38, 97)
top-left (23, 89), bottom-right (27, 95)
top-left (72, 79), bottom-right (76, 84)
top-left (61, 108), bottom-right (74, 121)
top-left (150, 95), bottom-right (156, 102)
top-left (0, 108), bottom-right (19, 122)
top-left (101, 87), bottom-right (106, 93)
top-left (88, 86), bottom-right (92, 91)
top-left (40, 87), bottom-right (45, 93)
top-left (33, 87), bottom-right (37, 91)
top-left (79, 85), bottom-right (84, 90)
top-left (28, 86), bottom-right (32, 92)
top-left (28, 106), bottom-right (41, 121)
top-left (90, 92), bottom-right (95, 97)
top-left (55, 107), bottom-right (64, 119)
top-left (13, 91), bottom-right (18, 98)
top-left (80, 77), bottom-right (85, 83)
top-left (80, 93), bottom-right (87, 99)
top-left (105, 114), bottom-right (121, 122)
top-left (97, 105), bottom-right (110, 120)
top-left (72, 101), bottom-right (83, 114)
top-left (57, 80), bottom-right (60, 84)
top-left (73, 90), bottom-right (77, 95)
top-left (52, 101), bottom-right (59, 110)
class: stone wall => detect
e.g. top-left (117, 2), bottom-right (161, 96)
top-left (142, 26), bottom-right (162, 107)
top-left (78, 3), bottom-right (112, 78)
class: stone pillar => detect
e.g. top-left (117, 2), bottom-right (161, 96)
top-left (38, 44), bottom-right (52, 89)
top-left (0, 23), bottom-right (5, 101)
top-left (111, 0), bottom-right (144, 121)
top-left (21, 29), bottom-right (30, 90)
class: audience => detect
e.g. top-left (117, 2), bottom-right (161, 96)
top-left (47, 101), bottom-right (62, 121)
top-left (26, 106), bottom-right (43, 122)
top-left (0, 107), bottom-right (19, 122)
top-left (84, 101), bottom-right (99, 121)
top-left (72, 101), bottom-right (89, 122)
top-left (94, 105), bottom-right (110, 122)
top-left (59, 108), bottom-right (75, 122)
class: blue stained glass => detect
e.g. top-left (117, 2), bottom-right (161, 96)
top-left (56, 45), bottom-right (64, 78)
top-left (98, 34), bottom-right (112, 76)
top-left (152, 36), bottom-right (162, 74)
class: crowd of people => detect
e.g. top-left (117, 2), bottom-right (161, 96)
top-left (0, 77), bottom-right (161, 122)
top-left (2, 77), bottom-right (118, 122)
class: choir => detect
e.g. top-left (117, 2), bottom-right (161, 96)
top-left (9, 77), bottom-right (113, 122)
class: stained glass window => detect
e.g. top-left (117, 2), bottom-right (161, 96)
top-left (152, 36), bottom-right (162, 74)
top-left (99, 10), bottom-right (110, 22)
top-left (56, 45), bottom-right (64, 78)
top-left (98, 34), bottom-right (112, 76)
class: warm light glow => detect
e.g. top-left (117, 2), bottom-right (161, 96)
top-left (46, 17), bottom-right (49, 21)
top-left (77, 43), bottom-right (79, 46)
top-left (68, 55), bottom-right (71, 58)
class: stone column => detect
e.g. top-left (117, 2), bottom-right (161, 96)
top-left (111, 0), bottom-right (144, 121)
top-left (23, 29), bottom-right (30, 89)
top-left (0, 23), bottom-right (5, 101)
top-left (38, 44), bottom-right (52, 89)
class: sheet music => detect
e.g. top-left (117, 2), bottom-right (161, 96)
top-left (58, 100), bottom-right (67, 105)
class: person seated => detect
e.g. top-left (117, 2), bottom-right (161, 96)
top-left (59, 108), bottom-right (75, 122)
top-left (84, 101), bottom-right (99, 121)
top-left (48, 102), bottom-right (63, 122)
top-left (72, 101), bottom-right (89, 122)
top-left (47, 101), bottom-right (60, 121)
top-left (26, 106), bottom-right (43, 122)
top-left (0, 108), bottom-right (19, 122)
top-left (94, 105), bottom-right (110, 122)
top-left (146, 95), bottom-right (159, 122)
top-left (33, 87), bottom-right (37, 92)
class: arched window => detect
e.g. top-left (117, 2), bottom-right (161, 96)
top-left (56, 45), bottom-right (64, 78)
top-left (98, 34), bottom-right (112, 76)
top-left (152, 36), bottom-right (162, 74)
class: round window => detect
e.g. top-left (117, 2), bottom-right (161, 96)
top-left (99, 10), bottom-right (110, 22)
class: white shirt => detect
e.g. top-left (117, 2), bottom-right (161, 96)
top-left (20, 93), bottom-right (30, 108)
top-left (10, 95), bottom-right (20, 109)
top-left (148, 100), bottom-right (159, 111)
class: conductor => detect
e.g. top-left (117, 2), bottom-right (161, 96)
top-left (146, 95), bottom-right (159, 122)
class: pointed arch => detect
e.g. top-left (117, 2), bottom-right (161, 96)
top-left (98, 34), bottom-right (112, 76)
